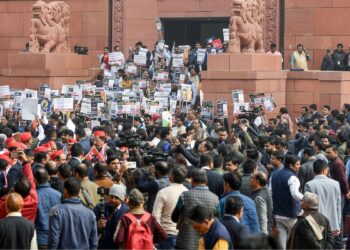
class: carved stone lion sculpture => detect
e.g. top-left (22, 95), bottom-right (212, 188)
top-left (29, 0), bottom-right (71, 53)
top-left (228, 0), bottom-right (265, 53)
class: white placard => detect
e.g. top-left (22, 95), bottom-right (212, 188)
top-left (223, 28), bottom-right (229, 43)
top-left (172, 54), bottom-right (184, 68)
top-left (108, 52), bottom-right (124, 63)
top-left (22, 99), bottom-right (41, 121)
top-left (232, 89), bottom-right (244, 104)
top-left (233, 102), bottom-right (250, 114)
top-left (0, 85), bottom-right (10, 98)
top-left (134, 54), bottom-right (147, 66)
top-left (196, 49), bottom-right (207, 64)
top-left (264, 95), bottom-right (275, 113)
top-left (53, 98), bottom-right (73, 112)
top-left (126, 64), bottom-right (137, 74)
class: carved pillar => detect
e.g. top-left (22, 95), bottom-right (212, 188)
top-left (112, 0), bottom-right (124, 50)
top-left (264, 0), bottom-right (279, 50)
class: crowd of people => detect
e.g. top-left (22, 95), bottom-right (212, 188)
top-left (1, 38), bottom-right (350, 250)
top-left (0, 79), bottom-right (350, 250)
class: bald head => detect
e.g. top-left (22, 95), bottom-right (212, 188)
top-left (252, 171), bottom-right (268, 188)
top-left (6, 193), bottom-right (24, 213)
top-left (74, 163), bottom-right (88, 179)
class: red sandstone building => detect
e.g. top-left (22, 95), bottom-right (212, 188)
top-left (1, 0), bottom-right (350, 118)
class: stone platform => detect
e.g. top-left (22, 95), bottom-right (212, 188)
top-left (203, 53), bottom-right (350, 122)
top-left (0, 52), bottom-right (99, 89)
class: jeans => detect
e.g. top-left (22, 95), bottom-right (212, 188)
top-left (157, 235), bottom-right (177, 250)
top-left (275, 217), bottom-right (297, 250)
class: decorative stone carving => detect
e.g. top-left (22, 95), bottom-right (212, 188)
top-left (264, 0), bottom-right (278, 50)
top-left (228, 0), bottom-right (266, 53)
top-left (29, 0), bottom-right (71, 53)
top-left (112, 0), bottom-right (124, 51)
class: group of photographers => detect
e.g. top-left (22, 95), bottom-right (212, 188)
top-left (2, 101), bottom-right (350, 249)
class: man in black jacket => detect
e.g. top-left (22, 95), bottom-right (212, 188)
top-left (287, 192), bottom-right (334, 249)
top-left (332, 43), bottom-right (346, 71)
top-left (221, 196), bottom-right (249, 248)
top-left (321, 49), bottom-right (334, 71)
top-left (200, 154), bottom-right (224, 197)
top-left (0, 193), bottom-right (37, 249)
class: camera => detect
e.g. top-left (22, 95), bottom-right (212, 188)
top-left (118, 132), bottom-right (140, 148)
top-left (142, 147), bottom-right (168, 164)
top-left (74, 44), bottom-right (89, 55)
top-left (97, 187), bottom-right (109, 196)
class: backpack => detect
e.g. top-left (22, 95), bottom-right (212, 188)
top-left (124, 212), bottom-right (154, 250)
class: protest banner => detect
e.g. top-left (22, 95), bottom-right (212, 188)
top-left (3, 100), bottom-right (14, 110)
top-left (52, 98), bottom-right (73, 112)
top-left (156, 17), bottom-right (163, 32)
top-left (125, 64), bottom-right (137, 75)
top-left (162, 111), bottom-right (172, 127)
top-left (172, 54), bottom-right (184, 68)
top-left (108, 51), bottom-right (124, 63)
top-left (153, 71), bottom-right (169, 81)
top-left (223, 28), bottom-right (229, 43)
top-left (249, 93), bottom-right (265, 106)
top-left (134, 54), bottom-right (147, 66)
top-left (181, 84), bottom-right (192, 102)
top-left (38, 83), bottom-right (50, 98)
top-left (39, 98), bottom-right (51, 114)
top-left (232, 89), bottom-right (244, 104)
top-left (216, 99), bottom-right (228, 119)
top-left (0, 85), bottom-right (10, 99)
top-left (22, 99), bottom-right (41, 121)
top-left (25, 89), bottom-right (38, 99)
top-left (233, 102), bottom-right (250, 114)
top-left (196, 49), bottom-right (207, 64)
top-left (264, 95), bottom-right (276, 112)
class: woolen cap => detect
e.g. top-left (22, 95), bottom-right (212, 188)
top-left (128, 188), bottom-right (144, 205)
top-left (109, 184), bottom-right (126, 201)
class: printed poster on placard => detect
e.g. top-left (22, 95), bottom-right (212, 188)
top-left (233, 102), bottom-right (250, 114)
top-left (108, 52), bottom-right (123, 63)
top-left (0, 85), bottom-right (10, 99)
top-left (196, 49), bottom-right (207, 64)
top-left (134, 54), bottom-right (147, 66)
top-left (39, 83), bottom-right (50, 98)
top-left (52, 98), bottom-right (73, 112)
top-left (153, 71), bottom-right (169, 81)
top-left (216, 99), bottom-right (228, 119)
top-left (125, 64), bottom-right (137, 75)
top-left (264, 95), bottom-right (276, 113)
top-left (25, 89), bottom-right (38, 99)
top-left (249, 93), bottom-right (265, 106)
top-left (223, 28), bottom-right (229, 43)
top-left (232, 89), bottom-right (244, 104)
top-left (172, 54), bottom-right (184, 68)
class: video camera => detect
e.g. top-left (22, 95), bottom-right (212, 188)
top-left (74, 44), bottom-right (89, 55)
top-left (118, 132), bottom-right (140, 148)
top-left (237, 107), bottom-right (261, 123)
top-left (142, 147), bottom-right (168, 164)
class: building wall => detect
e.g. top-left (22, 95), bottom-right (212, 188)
top-left (1, 0), bottom-right (350, 73)
top-left (284, 0), bottom-right (350, 70)
top-left (0, 0), bottom-right (109, 72)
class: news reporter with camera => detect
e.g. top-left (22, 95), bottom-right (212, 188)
top-left (93, 184), bottom-right (128, 249)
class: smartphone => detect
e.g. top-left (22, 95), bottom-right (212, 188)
top-left (126, 161), bottom-right (137, 169)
